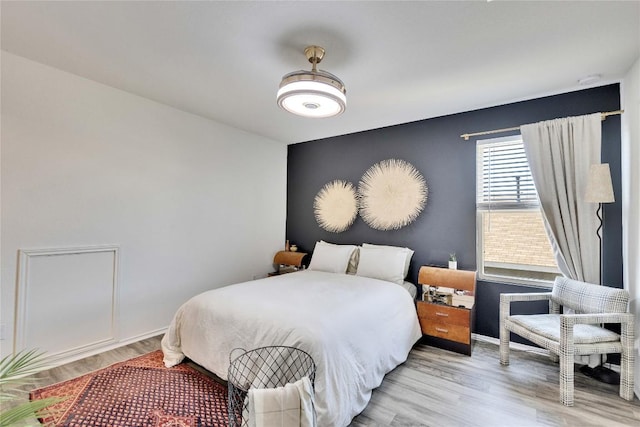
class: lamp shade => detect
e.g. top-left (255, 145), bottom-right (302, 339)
top-left (585, 163), bottom-right (614, 203)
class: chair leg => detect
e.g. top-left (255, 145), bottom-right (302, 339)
top-left (620, 351), bottom-right (634, 401)
top-left (559, 352), bottom-right (574, 406)
top-left (559, 317), bottom-right (575, 406)
top-left (620, 321), bottom-right (635, 401)
top-left (499, 297), bottom-right (510, 366)
top-left (499, 325), bottom-right (509, 366)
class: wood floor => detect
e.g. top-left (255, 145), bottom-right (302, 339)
top-left (352, 339), bottom-right (640, 426)
top-left (18, 336), bottom-right (640, 426)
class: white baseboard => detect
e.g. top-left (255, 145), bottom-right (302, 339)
top-left (42, 327), bottom-right (167, 369)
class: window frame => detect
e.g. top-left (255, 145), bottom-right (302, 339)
top-left (475, 135), bottom-right (559, 289)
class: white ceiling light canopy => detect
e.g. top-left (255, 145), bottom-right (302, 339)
top-left (577, 74), bottom-right (602, 86)
top-left (277, 45), bottom-right (347, 118)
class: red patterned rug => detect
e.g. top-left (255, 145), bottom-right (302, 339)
top-left (30, 350), bottom-right (228, 427)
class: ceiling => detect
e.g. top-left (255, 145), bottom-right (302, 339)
top-left (2, 1), bottom-right (638, 144)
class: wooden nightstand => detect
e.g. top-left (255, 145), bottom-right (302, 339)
top-left (416, 266), bottom-right (477, 356)
top-left (270, 250), bottom-right (307, 276)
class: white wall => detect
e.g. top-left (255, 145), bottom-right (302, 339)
top-left (0, 52), bottom-right (287, 360)
top-left (621, 55), bottom-right (640, 397)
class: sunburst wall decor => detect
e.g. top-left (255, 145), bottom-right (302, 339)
top-left (313, 180), bottom-right (358, 233)
top-left (358, 159), bottom-right (427, 231)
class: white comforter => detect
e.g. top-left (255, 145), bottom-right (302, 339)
top-left (161, 270), bottom-right (421, 427)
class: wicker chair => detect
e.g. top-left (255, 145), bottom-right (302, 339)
top-left (500, 276), bottom-right (634, 406)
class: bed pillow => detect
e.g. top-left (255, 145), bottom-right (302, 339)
top-left (320, 240), bottom-right (360, 274)
top-left (362, 243), bottom-right (414, 278)
top-left (355, 246), bottom-right (408, 285)
top-left (308, 241), bottom-right (358, 274)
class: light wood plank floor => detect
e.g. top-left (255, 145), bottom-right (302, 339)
top-left (16, 336), bottom-right (640, 426)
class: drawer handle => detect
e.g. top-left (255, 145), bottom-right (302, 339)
top-left (435, 312), bottom-right (449, 317)
top-left (435, 327), bottom-right (449, 334)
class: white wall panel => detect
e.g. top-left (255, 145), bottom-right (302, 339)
top-left (16, 246), bottom-right (118, 360)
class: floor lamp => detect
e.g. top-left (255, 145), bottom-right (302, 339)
top-left (583, 163), bottom-right (616, 383)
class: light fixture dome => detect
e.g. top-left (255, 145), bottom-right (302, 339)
top-left (277, 45), bottom-right (346, 118)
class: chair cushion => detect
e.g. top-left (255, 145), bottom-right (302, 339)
top-left (551, 277), bottom-right (629, 314)
top-left (509, 314), bottom-right (620, 344)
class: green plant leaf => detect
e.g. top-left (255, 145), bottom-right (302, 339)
top-left (1, 349), bottom-right (66, 426)
top-left (0, 350), bottom-right (51, 385)
top-left (0, 396), bottom-right (65, 426)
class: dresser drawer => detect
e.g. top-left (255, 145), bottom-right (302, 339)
top-left (421, 322), bottom-right (471, 344)
top-left (417, 302), bottom-right (470, 327)
top-left (416, 301), bottom-right (472, 345)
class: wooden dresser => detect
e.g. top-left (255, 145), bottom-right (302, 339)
top-left (416, 266), bottom-right (477, 355)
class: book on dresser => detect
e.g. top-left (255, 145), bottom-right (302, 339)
top-left (416, 266), bottom-right (477, 356)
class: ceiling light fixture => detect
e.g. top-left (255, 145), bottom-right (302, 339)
top-left (577, 74), bottom-right (602, 86)
top-left (277, 45), bottom-right (346, 118)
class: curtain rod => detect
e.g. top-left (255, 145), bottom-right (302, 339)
top-left (460, 110), bottom-right (624, 141)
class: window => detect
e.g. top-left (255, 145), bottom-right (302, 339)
top-left (476, 135), bottom-right (560, 286)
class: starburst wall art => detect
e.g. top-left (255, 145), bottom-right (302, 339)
top-left (313, 179), bottom-right (359, 233)
top-left (358, 159), bottom-right (427, 231)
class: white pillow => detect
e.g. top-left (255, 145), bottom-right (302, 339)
top-left (355, 246), bottom-right (408, 285)
top-left (319, 240), bottom-right (360, 274)
top-left (362, 243), bottom-right (414, 278)
top-left (308, 241), bottom-right (357, 274)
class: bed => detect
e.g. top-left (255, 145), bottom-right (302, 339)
top-left (161, 243), bottom-right (422, 427)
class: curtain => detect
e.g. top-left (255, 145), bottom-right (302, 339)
top-left (520, 113), bottom-right (601, 284)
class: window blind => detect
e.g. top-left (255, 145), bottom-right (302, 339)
top-left (476, 136), bottom-right (538, 210)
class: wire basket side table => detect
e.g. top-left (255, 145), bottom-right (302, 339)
top-left (227, 346), bottom-right (316, 427)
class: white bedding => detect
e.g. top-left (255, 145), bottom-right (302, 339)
top-left (162, 270), bottom-right (421, 427)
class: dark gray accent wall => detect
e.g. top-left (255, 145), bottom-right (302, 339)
top-left (286, 84), bottom-right (622, 340)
